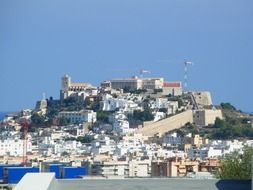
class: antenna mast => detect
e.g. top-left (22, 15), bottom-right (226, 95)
top-left (183, 61), bottom-right (193, 91)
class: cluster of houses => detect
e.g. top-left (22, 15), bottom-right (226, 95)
top-left (1, 123), bottom-right (251, 178)
top-left (0, 74), bottom-right (241, 178)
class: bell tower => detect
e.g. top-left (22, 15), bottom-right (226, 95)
top-left (60, 74), bottom-right (71, 101)
top-left (61, 74), bottom-right (71, 91)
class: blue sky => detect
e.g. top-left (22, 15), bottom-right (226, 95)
top-left (1, 0), bottom-right (253, 112)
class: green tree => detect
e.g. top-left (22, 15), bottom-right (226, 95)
top-left (158, 108), bottom-right (168, 113)
top-left (135, 89), bottom-right (147, 94)
top-left (59, 117), bottom-right (68, 126)
top-left (177, 99), bottom-right (184, 108)
top-left (123, 86), bottom-right (131, 93)
top-left (133, 109), bottom-right (154, 121)
top-left (63, 96), bottom-right (84, 111)
top-left (210, 118), bottom-right (253, 139)
top-left (46, 108), bottom-right (59, 119)
top-left (217, 146), bottom-right (253, 179)
top-left (65, 137), bottom-right (76, 141)
top-left (167, 96), bottom-right (184, 108)
top-left (213, 118), bottom-right (227, 128)
top-left (31, 113), bottom-right (45, 125)
top-left (153, 89), bottom-right (163, 94)
top-left (90, 101), bottom-right (100, 112)
top-left (220, 102), bottom-right (236, 111)
top-left (61, 151), bottom-right (69, 157)
top-left (96, 110), bottom-right (110, 123)
top-left (185, 122), bottom-right (199, 136)
top-left (77, 135), bottom-right (94, 143)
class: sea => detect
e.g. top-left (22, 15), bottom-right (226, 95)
top-left (0, 112), bottom-right (10, 121)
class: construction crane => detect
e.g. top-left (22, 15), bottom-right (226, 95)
top-left (139, 69), bottom-right (151, 78)
top-left (22, 118), bottom-right (28, 166)
top-left (183, 61), bottom-right (193, 91)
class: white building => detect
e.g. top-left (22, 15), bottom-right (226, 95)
top-left (207, 147), bottom-right (222, 158)
top-left (187, 148), bottom-right (209, 160)
top-left (101, 161), bottom-right (127, 177)
top-left (100, 94), bottom-right (138, 112)
top-left (115, 134), bottom-right (148, 157)
top-left (110, 110), bottom-right (130, 134)
top-left (150, 98), bottom-right (179, 115)
top-left (58, 110), bottom-right (96, 124)
top-left (128, 160), bottom-right (151, 177)
top-left (188, 140), bottom-right (244, 160)
top-left (142, 78), bottom-right (164, 90)
top-left (101, 77), bottom-right (164, 91)
top-left (0, 139), bottom-right (32, 157)
top-left (51, 131), bottom-right (70, 140)
top-left (113, 120), bottom-right (130, 134)
top-left (92, 160), bottom-right (151, 177)
top-left (163, 132), bottom-right (183, 145)
top-left (91, 136), bottom-right (116, 155)
top-left (153, 112), bottom-right (166, 122)
top-left (163, 81), bottom-right (183, 96)
top-left (53, 140), bottom-right (82, 155)
top-left (63, 124), bottom-right (87, 137)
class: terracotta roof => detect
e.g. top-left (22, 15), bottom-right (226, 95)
top-left (163, 82), bottom-right (181, 88)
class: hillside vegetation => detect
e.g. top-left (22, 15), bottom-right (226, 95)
top-left (176, 102), bottom-right (253, 140)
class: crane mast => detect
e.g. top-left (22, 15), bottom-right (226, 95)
top-left (23, 119), bottom-right (28, 166)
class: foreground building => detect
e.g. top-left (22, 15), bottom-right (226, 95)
top-left (90, 160), bottom-right (151, 177)
top-left (151, 158), bottom-right (199, 177)
top-left (13, 173), bottom-right (251, 190)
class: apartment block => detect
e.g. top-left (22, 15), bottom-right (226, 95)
top-left (151, 158), bottom-right (199, 177)
top-left (58, 110), bottom-right (96, 124)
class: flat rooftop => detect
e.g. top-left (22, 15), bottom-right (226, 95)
top-left (14, 174), bottom-right (251, 190)
top-left (52, 178), bottom-right (251, 190)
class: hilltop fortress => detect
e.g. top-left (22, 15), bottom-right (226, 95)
top-left (59, 74), bottom-right (222, 137)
